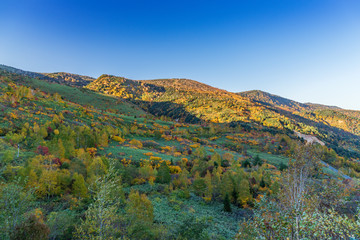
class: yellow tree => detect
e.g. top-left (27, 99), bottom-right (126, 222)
top-left (72, 173), bottom-right (88, 199)
top-left (139, 162), bottom-right (156, 180)
top-left (204, 170), bottom-right (213, 202)
top-left (57, 139), bottom-right (65, 159)
top-left (125, 190), bottom-right (155, 238)
top-left (220, 171), bottom-right (233, 200)
top-left (26, 169), bottom-right (38, 190)
top-left (210, 152), bottom-right (221, 167)
top-left (99, 132), bottom-right (108, 147)
top-left (237, 179), bottom-right (251, 207)
top-left (87, 157), bottom-right (107, 183)
top-left (37, 169), bottom-right (60, 199)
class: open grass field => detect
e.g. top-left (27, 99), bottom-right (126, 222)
top-left (15, 75), bottom-right (147, 116)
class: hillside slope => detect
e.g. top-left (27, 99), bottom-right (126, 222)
top-left (0, 70), bottom-right (146, 116)
top-left (86, 75), bottom-right (360, 158)
top-left (239, 90), bottom-right (360, 137)
top-left (238, 90), bottom-right (311, 112)
top-left (2, 65), bottom-right (360, 158)
top-left (0, 64), bottom-right (95, 87)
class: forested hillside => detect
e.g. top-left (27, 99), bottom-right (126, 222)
top-left (238, 90), bottom-right (311, 112)
top-left (85, 74), bottom-right (360, 160)
top-left (0, 66), bottom-right (359, 239)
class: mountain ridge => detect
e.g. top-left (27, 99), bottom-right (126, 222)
top-left (0, 64), bottom-right (353, 111)
top-left (81, 71), bottom-right (360, 161)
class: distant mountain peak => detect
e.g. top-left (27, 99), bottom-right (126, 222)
top-left (237, 89), bottom-right (310, 112)
top-left (305, 103), bottom-right (342, 110)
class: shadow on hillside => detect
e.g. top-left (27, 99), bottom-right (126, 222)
top-left (131, 97), bottom-right (360, 158)
top-left (270, 104), bottom-right (360, 139)
top-left (232, 102), bottom-right (360, 158)
top-left (131, 100), bottom-right (202, 124)
top-left (253, 99), bottom-right (360, 140)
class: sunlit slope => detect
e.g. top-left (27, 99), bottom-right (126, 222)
top-left (87, 75), bottom-right (360, 158)
top-left (0, 70), bottom-right (146, 116)
top-left (239, 90), bottom-right (360, 136)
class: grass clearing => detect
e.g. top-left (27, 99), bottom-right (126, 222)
top-left (17, 76), bottom-right (146, 116)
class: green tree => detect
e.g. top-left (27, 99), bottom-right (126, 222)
top-left (175, 215), bottom-right (210, 240)
top-left (1, 150), bottom-right (15, 167)
top-left (156, 162), bottom-right (171, 184)
top-left (125, 190), bottom-right (155, 239)
top-left (223, 193), bottom-right (232, 212)
top-left (220, 172), bottom-right (233, 199)
top-left (0, 181), bottom-right (35, 240)
top-left (236, 145), bottom-right (346, 239)
top-left (192, 172), bottom-right (207, 197)
top-left (10, 213), bottom-right (50, 240)
top-left (210, 152), bottom-right (221, 168)
top-left (253, 155), bottom-right (263, 166)
top-left (99, 132), bottom-right (108, 147)
top-left (75, 166), bottom-right (123, 239)
top-left (242, 159), bottom-right (251, 168)
top-left (47, 210), bottom-right (77, 240)
top-left (279, 162), bottom-right (288, 171)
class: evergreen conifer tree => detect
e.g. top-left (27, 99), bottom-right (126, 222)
top-left (224, 193), bottom-right (232, 212)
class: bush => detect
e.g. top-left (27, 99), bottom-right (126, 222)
top-left (130, 139), bottom-right (143, 148)
top-left (156, 162), bottom-right (171, 184)
top-left (253, 155), bottom-right (263, 166)
top-left (11, 213), bottom-right (50, 240)
top-left (112, 135), bottom-right (125, 143)
top-left (174, 215), bottom-right (210, 240)
top-left (150, 156), bottom-right (162, 161)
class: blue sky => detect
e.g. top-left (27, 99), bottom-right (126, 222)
top-left (1, 0), bottom-right (360, 109)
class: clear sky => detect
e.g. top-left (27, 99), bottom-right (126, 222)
top-left (1, 0), bottom-right (360, 110)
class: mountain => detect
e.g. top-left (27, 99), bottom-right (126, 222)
top-left (42, 72), bottom-right (94, 87)
top-left (0, 68), bottom-right (146, 116)
top-left (88, 74), bottom-right (360, 135)
top-left (238, 90), bottom-right (311, 112)
top-left (305, 102), bottom-right (342, 110)
top-left (238, 90), bottom-right (343, 112)
top-left (86, 75), bottom-right (256, 123)
top-left (2, 65), bottom-right (360, 158)
top-left (0, 64), bottom-right (94, 87)
top-left (239, 90), bottom-right (360, 136)
top-left (85, 74), bottom-right (360, 159)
